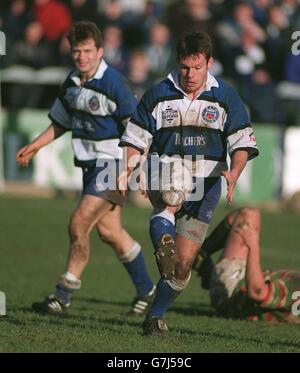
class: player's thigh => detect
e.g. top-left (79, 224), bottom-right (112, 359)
top-left (175, 213), bottom-right (209, 279)
top-left (71, 194), bottom-right (114, 229)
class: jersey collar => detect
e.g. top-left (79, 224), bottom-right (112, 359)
top-left (168, 70), bottom-right (219, 98)
top-left (70, 59), bottom-right (108, 86)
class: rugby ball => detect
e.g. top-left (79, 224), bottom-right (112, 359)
top-left (161, 159), bottom-right (193, 206)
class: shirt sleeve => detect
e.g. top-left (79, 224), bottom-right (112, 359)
top-left (119, 92), bottom-right (156, 153)
top-left (48, 97), bottom-right (72, 130)
top-left (48, 75), bottom-right (72, 130)
top-left (224, 87), bottom-right (259, 160)
top-left (112, 78), bottom-right (138, 128)
top-left (259, 278), bottom-right (289, 310)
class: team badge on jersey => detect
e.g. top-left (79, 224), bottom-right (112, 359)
top-left (162, 106), bottom-right (179, 124)
top-left (202, 105), bottom-right (219, 124)
top-left (89, 96), bottom-right (100, 111)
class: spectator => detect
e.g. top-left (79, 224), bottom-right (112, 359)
top-left (250, 0), bottom-right (274, 27)
top-left (6, 21), bottom-right (53, 109)
top-left (144, 21), bottom-right (174, 81)
top-left (239, 68), bottom-right (286, 124)
top-left (102, 25), bottom-right (129, 73)
top-left (165, 0), bottom-right (216, 40)
top-left (127, 49), bottom-right (152, 102)
top-left (264, 5), bottom-right (290, 81)
top-left (33, 0), bottom-right (72, 43)
top-left (97, 0), bottom-right (125, 30)
top-left (1, 0), bottom-right (32, 47)
top-left (67, 0), bottom-right (98, 23)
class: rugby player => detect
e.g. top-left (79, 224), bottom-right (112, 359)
top-left (118, 30), bottom-right (259, 335)
top-left (195, 207), bottom-right (300, 323)
top-left (16, 21), bottom-right (155, 316)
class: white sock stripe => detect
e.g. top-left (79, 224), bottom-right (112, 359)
top-left (65, 272), bottom-right (80, 282)
top-left (60, 273), bottom-right (81, 290)
top-left (151, 209), bottom-right (175, 225)
top-left (119, 242), bottom-right (141, 263)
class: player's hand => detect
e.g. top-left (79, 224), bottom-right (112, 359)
top-left (221, 170), bottom-right (238, 204)
top-left (235, 222), bottom-right (258, 248)
top-left (16, 144), bottom-right (39, 167)
top-left (117, 170), bottom-right (130, 197)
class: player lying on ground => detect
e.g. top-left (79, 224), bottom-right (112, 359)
top-left (194, 207), bottom-right (300, 323)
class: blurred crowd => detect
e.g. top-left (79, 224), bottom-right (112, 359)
top-left (1, 0), bottom-right (300, 126)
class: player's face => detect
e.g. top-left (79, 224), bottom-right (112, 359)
top-left (71, 38), bottom-right (103, 79)
top-left (178, 53), bottom-right (213, 98)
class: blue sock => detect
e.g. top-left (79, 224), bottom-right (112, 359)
top-left (55, 284), bottom-right (75, 305)
top-left (54, 273), bottom-right (81, 305)
top-left (150, 213), bottom-right (176, 250)
top-left (121, 244), bottom-right (154, 297)
top-left (147, 277), bottom-right (180, 317)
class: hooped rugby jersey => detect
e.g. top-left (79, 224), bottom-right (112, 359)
top-left (225, 269), bottom-right (300, 322)
top-left (120, 71), bottom-right (259, 177)
top-left (49, 60), bottom-right (137, 167)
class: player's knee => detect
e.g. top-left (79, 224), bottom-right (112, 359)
top-left (175, 260), bottom-right (193, 281)
top-left (166, 270), bottom-right (191, 292)
top-left (68, 213), bottom-right (87, 240)
top-left (238, 207), bottom-right (260, 226)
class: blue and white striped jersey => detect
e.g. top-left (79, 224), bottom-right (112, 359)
top-left (49, 60), bottom-right (137, 167)
top-left (120, 71), bottom-right (259, 177)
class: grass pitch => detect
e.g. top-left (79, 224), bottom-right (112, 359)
top-left (0, 196), bottom-right (300, 353)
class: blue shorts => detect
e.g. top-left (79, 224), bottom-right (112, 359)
top-left (148, 176), bottom-right (221, 225)
top-left (81, 160), bottom-right (125, 206)
top-left (179, 177), bottom-right (222, 224)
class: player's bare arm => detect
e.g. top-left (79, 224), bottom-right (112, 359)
top-left (16, 123), bottom-right (66, 167)
top-left (222, 149), bottom-right (248, 203)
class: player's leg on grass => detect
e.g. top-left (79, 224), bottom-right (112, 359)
top-left (222, 207), bottom-right (261, 261)
top-left (143, 234), bottom-right (201, 336)
top-left (196, 210), bottom-right (239, 260)
top-left (149, 205), bottom-right (178, 279)
top-left (32, 195), bottom-right (113, 314)
top-left (144, 178), bottom-right (220, 335)
top-left (193, 209), bottom-right (239, 288)
top-left (96, 206), bottom-right (155, 315)
top-left (209, 207), bottom-right (261, 310)
top-left (66, 194), bottom-right (114, 276)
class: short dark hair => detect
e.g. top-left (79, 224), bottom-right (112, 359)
top-left (67, 21), bottom-right (103, 49)
top-left (176, 31), bottom-right (213, 62)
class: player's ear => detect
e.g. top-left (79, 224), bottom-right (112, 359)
top-left (207, 57), bottom-right (213, 69)
top-left (98, 47), bottom-right (104, 60)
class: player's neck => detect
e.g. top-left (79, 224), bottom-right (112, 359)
top-left (186, 84), bottom-right (206, 100)
top-left (80, 61), bottom-right (101, 85)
